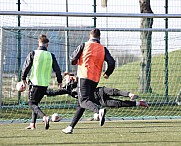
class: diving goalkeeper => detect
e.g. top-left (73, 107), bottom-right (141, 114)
top-left (46, 73), bottom-right (149, 134)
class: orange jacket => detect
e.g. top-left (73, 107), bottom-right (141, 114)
top-left (77, 41), bottom-right (105, 82)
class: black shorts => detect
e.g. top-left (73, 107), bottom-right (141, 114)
top-left (28, 85), bottom-right (47, 103)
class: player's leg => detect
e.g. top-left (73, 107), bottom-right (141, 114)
top-left (78, 78), bottom-right (106, 126)
top-left (105, 98), bottom-right (136, 108)
top-left (103, 87), bottom-right (138, 100)
top-left (103, 87), bottom-right (129, 96)
top-left (62, 102), bottom-right (85, 134)
top-left (105, 98), bottom-right (148, 108)
top-left (26, 86), bottom-right (50, 130)
top-left (94, 99), bottom-right (148, 121)
top-left (78, 78), bottom-right (98, 113)
top-left (25, 110), bottom-right (37, 130)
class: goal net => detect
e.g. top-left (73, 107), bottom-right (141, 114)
top-left (0, 12), bottom-right (181, 123)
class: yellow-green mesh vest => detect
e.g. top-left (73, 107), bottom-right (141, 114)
top-left (30, 50), bottom-right (53, 86)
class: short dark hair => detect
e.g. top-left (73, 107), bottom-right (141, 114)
top-left (90, 28), bottom-right (101, 38)
top-left (63, 72), bottom-right (74, 77)
top-left (38, 34), bottom-right (49, 44)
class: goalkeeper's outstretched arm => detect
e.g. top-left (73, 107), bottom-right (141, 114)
top-left (45, 89), bottom-right (69, 96)
top-left (45, 88), bottom-right (78, 98)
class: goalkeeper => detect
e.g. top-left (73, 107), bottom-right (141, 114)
top-left (46, 73), bottom-right (149, 134)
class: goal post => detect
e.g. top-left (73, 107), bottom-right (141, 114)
top-left (0, 12), bottom-right (181, 122)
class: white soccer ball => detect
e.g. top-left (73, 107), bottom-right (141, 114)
top-left (51, 113), bottom-right (60, 122)
top-left (16, 81), bottom-right (26, 92)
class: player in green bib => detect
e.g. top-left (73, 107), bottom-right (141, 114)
top-left (21, 34), bottom-right (62, 130)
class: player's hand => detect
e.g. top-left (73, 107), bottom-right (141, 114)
top-left (22, 80), bottom-right (27, 86)
top-left (19, 80), bottom-right (27, 90)
top-left (103, 73), bottom-right (109, 79)
top-left (129, 93), bottom-right (139, 100)
top-left (58, 83), bottom-right (62, 90)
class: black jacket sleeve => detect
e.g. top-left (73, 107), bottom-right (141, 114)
top-left (46, 89), bottom-right (69, 96)
top-left (104, 47), bottom-right (115, 76)
top-left (51, 53), bottom-right (62, 83)
top-left (70, 43), bottom-right (85, 65)
top-left (21, 51), bottom-right (34, 80)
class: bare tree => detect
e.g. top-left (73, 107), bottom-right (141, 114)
top-left (139, 0), bottom-right (153, 93)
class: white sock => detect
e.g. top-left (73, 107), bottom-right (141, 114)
top-left (136, 101), bottom-right (140, 106)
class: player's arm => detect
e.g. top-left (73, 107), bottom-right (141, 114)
top-left (51, 53), bottom-right (63, 89)
top-left (103, 47), bottom-right (115, 79)
top-left (69, 101), bottom-right (85, 128)
top-left (70, 43), bottom-right (85, 65)
top-left (21, 51), bottom-right (34, 82)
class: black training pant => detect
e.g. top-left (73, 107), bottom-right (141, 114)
top-left (78, 78), bottom-right (99, 113)
top-left (98, 87), bottom-right (136, 107)
top-left (28, 85), bottom-right (47, 124)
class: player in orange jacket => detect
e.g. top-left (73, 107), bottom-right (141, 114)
top-left (70, 28), bottom-right (115, 126)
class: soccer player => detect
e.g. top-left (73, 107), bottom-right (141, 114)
top-left (70, 28), bottom-right (115, 126)
top-left (21, 34), bottom-right (62, 130)
top-left (46, 73), bottom-right (149, 134)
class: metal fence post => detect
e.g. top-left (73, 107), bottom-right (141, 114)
top-left (165, 0), bottom-right (169, 101)
top-left (17, 0), bottom-right (21, 104)
top-left (0, 27), bottom-right (3, 108)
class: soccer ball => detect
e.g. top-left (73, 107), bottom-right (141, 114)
top-left (51, 113), bottom-right (61, 122)
top-left (16, 81), bottom-right (26, 92)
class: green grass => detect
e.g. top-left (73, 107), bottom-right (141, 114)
top-left (1, 120), bottom-right (181, 146)
top-left (100, 49), bottom-right (181, 99)
top-left (0, 50), bottom-right (181, 145)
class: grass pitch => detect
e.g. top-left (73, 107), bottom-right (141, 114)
top-left (1, 120), bottom-right (181, 146)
